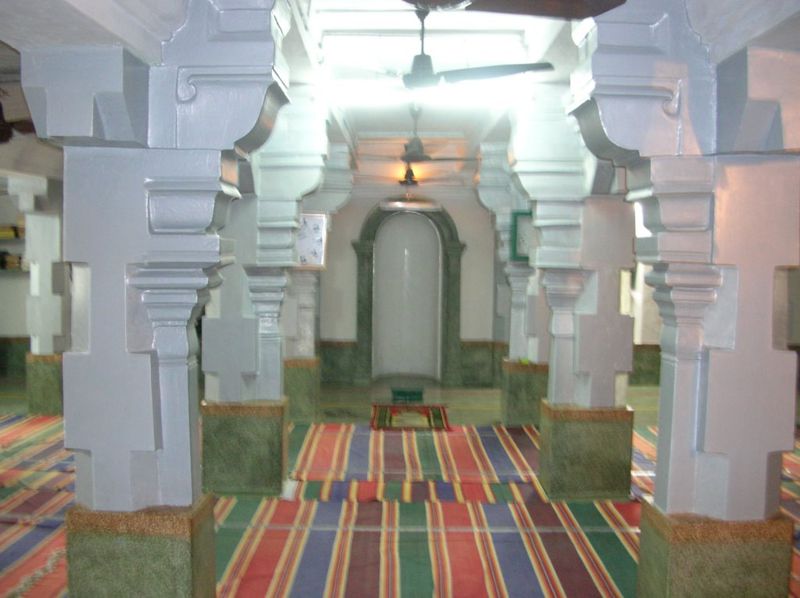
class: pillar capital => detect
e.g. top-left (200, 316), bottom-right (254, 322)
top-left (569, 0), bottom-right (715, 161)
top-left (250, 86), bottom-right (328, 269)
top-left (303, 142), bottom-right (354, 214)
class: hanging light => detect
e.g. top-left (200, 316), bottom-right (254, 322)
top-left (399, 165), bottom-right (419, 186)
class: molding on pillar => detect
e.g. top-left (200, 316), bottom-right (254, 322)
top-left (303, 142), bottom-right (354, 214)
top-left (570, 0), bottom-right (716, 159)
top-left (251, 86), bottom-right (328, 268)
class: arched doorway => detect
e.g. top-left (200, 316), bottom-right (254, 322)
top-left (372, 211), bottom-right (441, 380)
top-left (352, 205), bottom-right (464, 387)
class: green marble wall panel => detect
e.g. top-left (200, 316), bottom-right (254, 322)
top-left (66, 497), bottom-right (215, 598)
top-left (638, 502), bottom-right (793, 597)
top-left (285, 358), bottom-right (320, 423)
top-left (492, 343), bottom-right (507, 388)
top-left (26, 354), bottom-right (63, 415)
top-left (0, 338), bottom-right (28, 379)
top-left (631, 344), bottom-right (660, 386)
top-left (202, 401), bottom-right (286, 495)
top-left (320, 341), bottom-right (356, 385)
top-left (501, 360), bottom-right (548, 426)
top-left (539, 401), bottom-right (633, 501)
top-left (460, 342), bottom-right (497, 388)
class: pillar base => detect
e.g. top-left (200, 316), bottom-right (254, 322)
top-left (285, 357), bottom-right (320, 423)
top-left (66, 494), bottom-right (215, 597)
top-left (539, 400), bottom-right (633, 500)
top-left (631, 344), bottom-right (660, 385)
top-left (501, 359), bottom-right (548, 426)
top-left (26, 353), bottom-right (63, 415)
top-left (638, 501), bottom-right (793, 597)
top-left (201, 400), bottom-right (287, 495)
top-left (0, 337), bottom-right (28, 379)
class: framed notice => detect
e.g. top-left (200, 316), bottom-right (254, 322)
top-left (510, 210), bottom-right (533, 262)
top-left (296, 213), bottom-right (328, 268)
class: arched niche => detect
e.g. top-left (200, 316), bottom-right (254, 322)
top-left (352, 204), bottom-right (464, 387)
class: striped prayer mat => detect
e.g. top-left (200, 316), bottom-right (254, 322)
top-left (0, 414), bottom-right (71, 597)
top-left (214, 496), bottom-right (640, 598)
top-left (290, 423), bottom-right (541, 483)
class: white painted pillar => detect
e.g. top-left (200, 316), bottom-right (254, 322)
top-left (504, 263), bottom-right (534, 359)
top-left (477, 141), bottom-right (538, 360)
top-left (570, 0), bottom-right (800, 520)
top-left (19, 0), bottom-right (289, 511)
top-left (245, 86), bottom-right (327, 400)
top-left (286, 142), bottom-right (351, 359)
top-left (3, 172), bottom-right (67, 355)
top-left (285, 270), bottom-right (318, 359)
top-left (573, 196), bottom-right (634, 407)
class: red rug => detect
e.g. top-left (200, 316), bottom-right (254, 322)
top-left (371, 403), bottom-right (449, 431)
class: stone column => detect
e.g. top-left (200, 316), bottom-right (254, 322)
top-left (570, 0), bottom-right (800, 594)
top-left (201, 85), bottom-right (327, 494)
top-left (514, 84), bottom-right (635, 499)
top-left (284, 269), bottom-right (320, 422)
top-left (478, 142), bottom-right (547, 423)
top-left (4, 172), bottom-right (67, 414)
top-left (301, 142), bottom-right (353, 389)
top-left (16, 0), bottom-right (290, 593)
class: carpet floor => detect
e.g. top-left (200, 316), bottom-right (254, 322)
top-left (0, 414), bottom-right (798, 596)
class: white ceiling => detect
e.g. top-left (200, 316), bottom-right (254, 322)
top-left (309, 0), bottom-right (572, 188)
top-left (0, 1), bottom-right (576, 190)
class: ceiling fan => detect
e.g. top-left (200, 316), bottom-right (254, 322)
top-left (0, 100), bottom-right (34, 144)
top-left (358, 104), bottom-right (476, 187)
top-left (401, 7), bottom-right (553, 90)
top-left (403, 0), bottom-right (626, 19)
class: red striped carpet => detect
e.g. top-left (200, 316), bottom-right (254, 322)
top-left (0, 415), bottom-right (799, 596)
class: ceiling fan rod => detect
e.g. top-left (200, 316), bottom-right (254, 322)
top-left (416, 8), bottom-right (429, 55)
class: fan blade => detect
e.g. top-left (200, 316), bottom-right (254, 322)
top-left (464, 0), bottom-right (625, 18)
top-left (439, 62), bottom-right (553, 84)
top-left (416, 156), bottom-right (479, 162)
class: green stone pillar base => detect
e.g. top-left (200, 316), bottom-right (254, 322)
top-left (66, 494), bottom-right (215, 597)
top-left (202, 400), bottom-right (287, 495)
top-left (539, 401), bottom-right (633, 501)
top-left (285, 358), bottom-right (320, 423)
top-left (501, 359), bottom-right (548, 426)
top-left (638, 501), bottom-right (793, 597)
top-left (26, 353), bottom-right (63, 415)
top-left (0, 337), bottom-right (28, 379)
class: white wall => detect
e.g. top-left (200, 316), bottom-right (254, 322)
top-left (319, 186), bottom-right (496, 341)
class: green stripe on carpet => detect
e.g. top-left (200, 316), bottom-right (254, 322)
top-left (398, 502), bottom-right (434, 597)
top-left (414, 432), bottom-right (443, 480)
top-left (566, 501), bottom-right (638, 597)
top-left (215, 496), bottom-right (265, 583)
